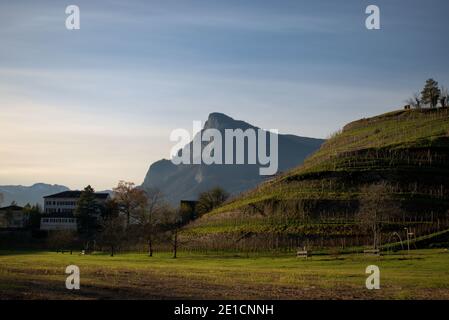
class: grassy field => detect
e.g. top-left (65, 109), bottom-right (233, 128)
top-left (1, 249), bottom-right (449, 300)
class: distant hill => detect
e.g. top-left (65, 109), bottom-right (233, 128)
top-left (0, 184), bottom-right (113, 208)
top-left (182, 108), bottom-right (449, 250)
top-left (142, 112), bottom-right (324, 205)
top-left (0, 183), bottom-right (70, 207)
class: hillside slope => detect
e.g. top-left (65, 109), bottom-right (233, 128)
top-left (182, 108), bottom-right (449, 250)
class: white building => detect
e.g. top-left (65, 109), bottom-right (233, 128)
top-left (40, 215), bottom-right (77, 231)
top-left (41, 191), bottom-right (110, 231)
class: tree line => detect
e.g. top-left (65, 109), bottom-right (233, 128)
top-left (4, 182), bottom-right (229, 257)
top-left (97, 182), bottom-right (228, 257)
top-left (406, 78), bottom-right (448, 108)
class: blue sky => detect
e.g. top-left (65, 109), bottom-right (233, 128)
top-left (1, 0), bottom-right (448, 189)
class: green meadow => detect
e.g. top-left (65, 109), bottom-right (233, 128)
top-left (1, 249), bottom-right (448, 299)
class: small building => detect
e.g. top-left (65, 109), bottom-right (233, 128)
top-left (0, 205), bottom-right (27, 229)
top-left (41, 191), bottom-right (110, 231)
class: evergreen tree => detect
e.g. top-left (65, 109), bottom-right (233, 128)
top-left (23, 203), bottom-right (42, 230)
top-left (421, 78), bottom-right (441, 108)
top-left (75, 185), bottom-right (99, 237)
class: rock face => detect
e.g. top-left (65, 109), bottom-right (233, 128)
top-left (0, 183), bottom-right (70, 207)
top-left (142, 113), bottom-right (324, 205)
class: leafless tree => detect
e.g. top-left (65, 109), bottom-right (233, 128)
top-left (113, 181), bottom-right (147, 227)
top-left (404, 98), bottom-right (415, 108)
top-left (413, 92), bottom-right (421, 108)
top-left (134, 188), bottom-right (166, 257)
top-left (356, 182), bottom-right (401, 249)
top-left (405, 92), bottom-right (422, 109)
top-left (160, 207), bottom-right (189, 259)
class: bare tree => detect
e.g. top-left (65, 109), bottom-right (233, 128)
top-left (134, 188), bottom-right (166, 257)
top-left (113, 181), bottom-right (147, 227)
top-left (413, 92), bottom-right (421, 108)
top-left (405, 93), bottom-right (421, 108)
top-left (356, 182), bottom-right (401, 249)
top-left (160, 207), bottom-right (190, 259)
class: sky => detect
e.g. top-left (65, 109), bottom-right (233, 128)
top-left (1, 0), bottom-right (448, 190)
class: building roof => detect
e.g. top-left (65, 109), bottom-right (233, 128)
top-left (44, 191), bottom-right (110, 200)
top-left (0, 205), bottom-right (24, 211)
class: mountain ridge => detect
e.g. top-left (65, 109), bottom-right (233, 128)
top-left (142, 112), bottom-right (325, 205)
top-left (0, 183), bottom-right (113, 207)
top-left (0, 183), bottom-right (70, 207)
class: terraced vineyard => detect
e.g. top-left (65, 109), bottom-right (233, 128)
top-left (181, 108), bottom-right (449, 251)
